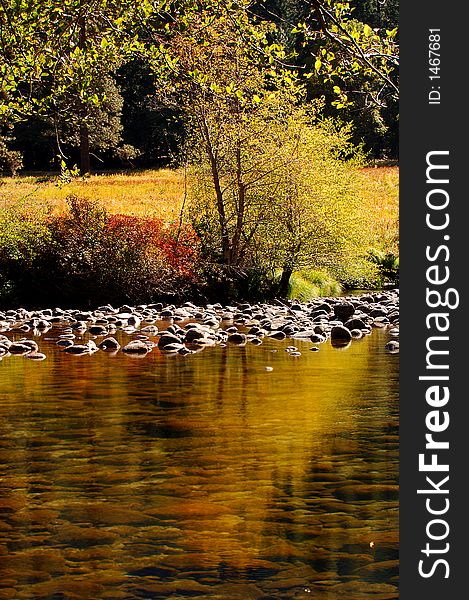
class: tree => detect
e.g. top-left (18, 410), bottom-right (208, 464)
top-left (298, 0), bottom-right (399, 108)
top-left (252, 0), bottom-right (399, 156)
top-left (143, 1), bottom-right (301, 269)
top-left (261, 114), bottom-right (373, 293)
top-left (54, 74), bottom-right (125, 166)
top-left (116, 59), bottom-right (184, 168)
top-left (0, 122), bottom-right (22, 174)
top-left (0, 0), bottom-right (155, 173)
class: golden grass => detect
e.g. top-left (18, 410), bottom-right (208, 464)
top-left (1, 166), bottom-right (399, 251)
top-left (358, 165), bottom-right (399, 253)
top-left (0, 169), bottom-right (186, 221)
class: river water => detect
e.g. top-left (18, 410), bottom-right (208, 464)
top-left (0, 324), bottom-right (398, 599)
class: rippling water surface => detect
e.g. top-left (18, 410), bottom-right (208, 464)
top-left (0, 324), bottom-right (398, 599)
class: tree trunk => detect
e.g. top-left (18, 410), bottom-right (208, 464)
top-left (79, 122), bottom-right (91, 175)
top-left (78, 15), bottom-right (90, 175)
top-left (200, 116), bottom-right (231, 264)
top-left (231, 143), bottom-right (245, 265)
top-left (278, 265), bottom-right (293, 298)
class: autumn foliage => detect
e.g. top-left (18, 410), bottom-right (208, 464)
top-left (0, 195), bottom-right (201, 307)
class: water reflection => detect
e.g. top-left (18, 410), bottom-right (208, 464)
top-left (0, 325), bottom-right (398, 599)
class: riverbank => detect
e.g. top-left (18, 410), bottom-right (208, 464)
top-left (0, 290), bottom-right (399, 364)
top-left (0, 166), bottom-right (399, 307)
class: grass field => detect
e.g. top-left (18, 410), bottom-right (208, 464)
top-left (0, 169), bottom-right (186, 221)
top-left (358, 166), bottom-right (399, 253)
top-left (0, 165), bottom-right (399, 250)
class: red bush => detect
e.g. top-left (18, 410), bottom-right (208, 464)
top-left (104, 214), bottom-right (200, 277)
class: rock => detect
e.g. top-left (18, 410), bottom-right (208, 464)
top-left (184, 328), bottom-right (206, 343)
top-left (127, 315), bottom-right (141, 328)
top-left (8, 342), bottom-right (33, 355)
top-left (25, 352), bottom-right (47, 361)
top-left (292, 329), bottom-right (315, 339)
top-left (248, 326), bottom-right (262, 335)
top-left (344, 318), bottom-right (368, 331)
top-left (330, 325), bottom-right (352, 343)
top-left (178, 347), bottom-right (195, 356)
top-left (370, 307), bottom-right (388, 318)
top-left (87, 340), bottom-right (98, 353)
top-left (18, 339), bottom-right (39, 352)
top-left (373, 316), bottom-right (390, 327)
top-left (310, 333), bottom-right (326, 343)
top-left (88, 325), bottom-right (108, 335)
top-left (333, 302), bottom-right (355, 322)
top-left (141, 325), bottom-right (159, 335)
top-left (385, 340), bottom-right (400, 353)
top-left (98, 337), bottom-right (120, 351)
top-left (313, 302), bottom-right (333, 315)
top-left (227, 332), bottom-right (247, 345)
top-left (64, 344), bottom-right (93, 355)
top-left (158, 333), bottom-right (183, 349)
top-left (56, 339), bottom-right (74, 348)
top-left (268, 330), bottom-right (286, 341)
top-left (313, 323), bottom-right (328, 333)
top-left (160, 342), bottom-right (184, 353)
top-left (121, 340), bottom-right (150, 355)
top-left (71, 321), bottom-right (87, 331)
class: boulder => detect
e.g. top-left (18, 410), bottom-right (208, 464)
top-left (158, 333), bottom-right (183, 349)
top-left (98, 337), bottom-right (120, 351)
top-left (330, 325), bottom-right (352, 343)
top-left (227, 332), bottom-right (247, 345)
top-left (385, 340), bottom-right (400, 353)
top-left (333, 302), bottom-right (355, 322)
top-left (268, 330), bottom-right (286, 341)
top-left (121, 340), bottom-right (150, 355)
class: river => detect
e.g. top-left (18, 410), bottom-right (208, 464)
top-left (0, 322), bottom-right (398, 599)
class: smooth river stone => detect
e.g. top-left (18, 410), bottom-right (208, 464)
top-left (15, 576), bottom-right (105, 600)
top-left (325, 580), bottom-right (398, 598)
top-left (334, 484), bottom-right (399, 501)
top-left (7, 508), bottom-right (60, 525)
top-left (61, 503), bottom-right (158, 526)
top-left (53, 524), bottom-right (119, 547)
top-left (127, 579), bottom-right (212, 597)
top-left (1, 548), bottom-right (66, 574)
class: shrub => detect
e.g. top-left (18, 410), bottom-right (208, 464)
top-left (286, 270), bottom-right (342, 301)
top-left (0, 134), bottom-right (23, 175)
top-left (0, 202), bottom-right (52, 305)
top-left (0, 195), bottom-right (202, 308)
top-left (367, 248), bottom-right (399, 286)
